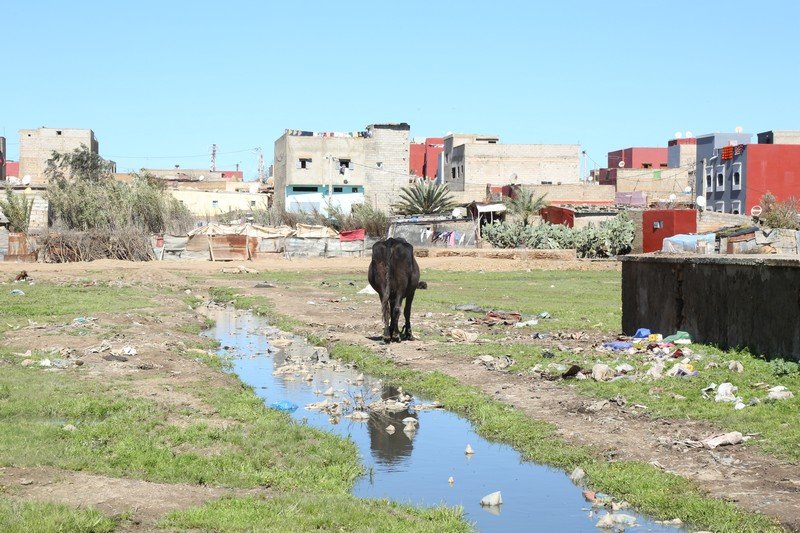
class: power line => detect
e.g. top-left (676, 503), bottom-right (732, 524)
top-left (106, 147), bottom-right (258, 160)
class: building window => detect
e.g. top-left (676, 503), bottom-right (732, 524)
top-left (297, 158), bottom-right (312, 169)
top-left (731, 200), bottom-right (741, 215)
top-left (451, 168), bottom-right (456, 180)
top-left (541, 180), bottom-right (553, 185)
top-left (333, 186), bottom-right (343, 193)
top-left (660, 163), bottom-right (668, 168)
top-left (339, 158), bottom-right (351, 169)
top-left (250, 200), bottom-right (257, 207)
top-left (705, 171), bottom-right (713, 191)
top-left (716, 201), bottom-right (725, 212)
top-left (376, 162), bottom-right (383, 168)
top-left (291, 185), bottom-right (318, 193)
top-left (716, 167), bottom-right (725, 191)
top-left (732, 163), bottom-right (742, 190)
top-left (212, 200), bottom-right (219, 208)
top-left (642, 163), bottom-right (652, 169)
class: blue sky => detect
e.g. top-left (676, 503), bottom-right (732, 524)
top-left (4, 1), bottom-right (799, 180)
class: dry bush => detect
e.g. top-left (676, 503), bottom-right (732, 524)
top-left (42, 227), bottom-right (154, 263)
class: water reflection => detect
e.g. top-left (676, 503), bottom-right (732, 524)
top-left (367, 387), bottom-right (417, 466)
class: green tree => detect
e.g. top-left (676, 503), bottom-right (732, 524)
top-left (504, 186), bottom-right (547, 226)
top-left (0, 187), bottom-right (34, 233)
top-left (392, 180), bottom-right (457, 216)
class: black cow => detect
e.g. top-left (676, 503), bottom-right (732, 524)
top-left (368, 238), bottom-right (421, 343)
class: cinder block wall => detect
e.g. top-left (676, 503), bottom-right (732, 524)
top-left (622, 255), bottom-right (800, 361)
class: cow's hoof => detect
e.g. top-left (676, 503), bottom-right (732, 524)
top-left (382, 337), bottom-right (392, 344)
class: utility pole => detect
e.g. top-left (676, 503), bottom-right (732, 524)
top-left (256, 148), bottom-right (265, 183)
top-left (210, 144), bottom-right (217, 172)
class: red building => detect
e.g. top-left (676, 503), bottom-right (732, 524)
top-left (638, 209), bottom-right (696, 253)
top-left (409, 137), bottom-right (443, 179)
top-left (598, 147), bottom-right (669, 185)
top-left (4, 161), bottom-right (19, 178)
top-left (742, 144), bottom-right (800, 213)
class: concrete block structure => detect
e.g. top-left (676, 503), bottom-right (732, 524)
top-left (273, 123), bottom-right (411, 213)
top-left (440, 134), bottom-right (580, 204)
top-left (139, 168), bottom-right (244, 182)
top-left (622, 254), bottom-right (800, 361)
top-left (19, 128), bottom-right (100, 185)
top-left (409, 137), bottom-right (444, 180)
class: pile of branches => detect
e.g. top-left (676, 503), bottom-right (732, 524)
top-left (42, 227), bottom-right (154, 263)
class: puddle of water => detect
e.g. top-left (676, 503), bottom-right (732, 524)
top-left (206, 308), bottom-right (685, 533)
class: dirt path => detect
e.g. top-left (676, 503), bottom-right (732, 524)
top-left (252, 281), bottom-right (800, 530)
top-left (0, 466), bottom-right (268, 530)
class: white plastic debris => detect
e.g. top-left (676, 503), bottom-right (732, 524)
top-left (702, 431), bottom-right (744, 449)
top-left (715, 382), bottom-right (738, 402)
top-left (591, 363), bottom-right (615, 382)
top-left (465, 444), bottom-right (474, 455)
top-left (767, 386), bottom-right (794, 400)
top-left (569, 467), bottom-right (585, 482)
top-left (346, 411), bottom-right (369, 421)
top-left (323, 387), bottom-right (335, 396)
top-left (451, 329), bottom-right (479, 343)
top-left (479, 491), bottom-right (503, 507)
top-left (645, 361), bottom-right (664, 379)
top-left (121, 346), bottom-right (137, 356)
top-left (448, 476), bottom-right (454, 485)
top-left (615, 363), bottom-right (635, 374)
top-left (596, 513), bottom-right (637, 529)
top-left (734, 401), bottom-right (747, 410)
top-left (385, 425), bottom-right (395, 434)
top-left (357, 284), bottom-right (378, 295)
top-left (728, 360), bottom-right (744, 373)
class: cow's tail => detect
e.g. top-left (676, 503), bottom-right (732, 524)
top-left (385, 243), bottom-right (394, 298)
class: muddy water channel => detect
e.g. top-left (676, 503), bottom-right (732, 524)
top-left (206, 308), bottom-right (682, 532)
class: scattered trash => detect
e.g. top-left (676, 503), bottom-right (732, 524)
top-left (323, 387), bottom-right (335, 396)
top-left (715, 383), bottom-right (739, 403)
top-left (655, 518), bottom-right (684, 527)
top-left (734, 401), bottom-right (747, 410)
top-left (591, 363), bottom-right (615, 382)
top-left (615, 363), bottom-right (635, 374)
top-left (448, 476), bottom-right (454, 485)
top-left (357, 284), bottom-right (378, 295)
top-left (39, 359), bottom-right (52, 367)
top-left (346, 411), bottom-right (370, 421)
top-left (453, 303), bottom-right (489, 313)
top-left (633, 328), bottom-right (651, 339)
top-left (603, 341), bottom-right (632, 351)
top-left (664, 331), bottom-right (692, 344)
top-left (121, 346), bottom-right (137, 356)
top-left (103, 354), bottom-right (128, 362)
top-left (538, 311), bottom-right (552, 319)
top-left (254, 282), bottom-right (277, 289)
top-left (14, 271), bottom-right (29, 282)
top-left (480, 491), bottom-right (503, 507)
top-left (473, 355), bottom-right (514, 371)
top-left (702, 431), bottom-right (744, 449)
top-left (269, 400), bottom-right (299, 412)
top-left (728, 360), bottom-right (744, 373)
top-left (569, 467), bottom-right (585, 482)
top-left (596, 513), bottom-right (637, 529)
top-left (585, 400), bottom-right (609, 413)
top-left (51, 359), bottom-right (73, 369)
top-left (514, 319), bottom-right (539, 328)
top-left (9, 289), bottom-right (25, 296)
top-left (385, 425), bottom-right (395, 434)
top-left (62, 424), bottom-right (77, 432)
top-left (767, 385), bottom-right (794, 401)
top-left (645, 361), bottom-right (664, 379)
top-left (465, 444), bottom-right (474, 455)
top-left (450, 329), bottom-right (479, 343)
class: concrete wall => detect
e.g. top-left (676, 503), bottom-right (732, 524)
top-left (667, 138), bottom-right (697, 168)
top-left (745, 144), bottom-right (800, 212)
top-left (757, 130), bottom-right (800, 145)
top-left (19, 128), bottom-right (98, 185)
top-left (169, 189), bottom-right (271, 218)
top-left (622, 255), bottom-right (800, 361)
top-left (615, 167), bottom-right (694, 196)
top-left (694, 133), bottom-right (752, 215)
top-left (608, 147), bottom-right (668, 169)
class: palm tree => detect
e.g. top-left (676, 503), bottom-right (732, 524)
top-left (504, 187), bottom-right (547, 226)
top-left (392, 180), bottom-right (457, 216)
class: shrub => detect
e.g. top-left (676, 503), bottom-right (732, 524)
top-left (392, 181), bottom-right (457, 216)
top-left (760, 192), bottom-right (800, 230)
top-left (0, 187), bottom-right (34, 233)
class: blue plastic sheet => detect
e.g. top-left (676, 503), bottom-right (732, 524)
top-left (269, 400), bottom-right (299, 412)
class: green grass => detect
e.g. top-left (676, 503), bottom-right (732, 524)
top-left (437, 341), bottom-right (800, 462)
top-left (0, 364), bottom-right (361, 491)
top-left (0, 283), bottom-right (153, 332)
top-left (160, 494), bottom-right (470, 533)
top-left (413, 269), bottom-right (621, 332)
top-left (209, 287), bottom-right (302, 332)
top-left (0, 498), bottom-right (116, 533)
top-left (330, 343), bottom-right (782, 533)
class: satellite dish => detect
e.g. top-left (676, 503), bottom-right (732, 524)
top-left (735, 126), bottom-right (743, 134)
top-left (685, 131), bottom-right (693, 138)
top-left (198, 175), bottom-right (205, 181)
top-left (696, 196), bottom-right (707, 208)
top-left (21, 175), bottom-right (31, 185)
top-left (510, 173), bottom-right (518, 181)
top-left (618, 161), bottom-right (625, 168)
top-left (684, 186), bottom-right (692, 194)
top-left (587, 174), bottom-right (594, 182)
top-left (669, 193), bottom-right (677, 202)
top-left (750, 205), bottom-right (762, 217)
top-left (674, 132), bottom-right (683, 139)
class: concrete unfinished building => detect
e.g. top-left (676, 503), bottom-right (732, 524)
top-left (19, 128), bottom-right (103, 185)
top-left (273, 123), bottom-right (411, 213)
top-left (440, 134), bottom-right (580, 203)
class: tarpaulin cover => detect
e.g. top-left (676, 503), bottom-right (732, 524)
top-left (662, 233), bottom-right (715, 253)
top-left (294, 224), bottom-right (339, 238)
top-left (339, 228), bottom-right (365, 242)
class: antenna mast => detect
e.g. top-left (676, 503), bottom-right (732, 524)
top-left (210, 144), bottom-right (217, 172)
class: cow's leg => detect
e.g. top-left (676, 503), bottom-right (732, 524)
top-left (390, 294), bottom-right (402, 342)
top-left (401, 289), bottom-right (416, 340)
top-left (380, 291), bottom-right (392, 343)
